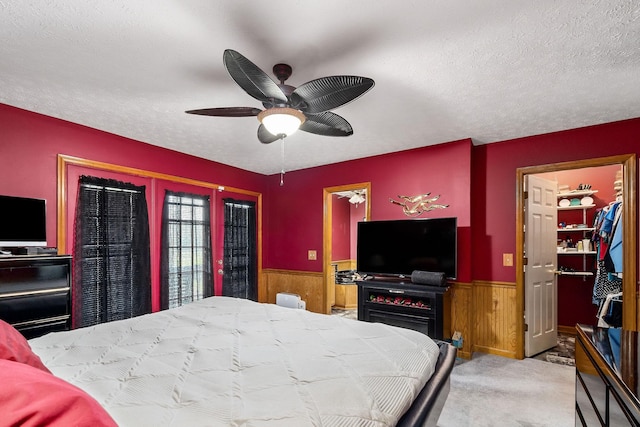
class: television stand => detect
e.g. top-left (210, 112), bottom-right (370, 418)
top-left (356, 279), bottom-right (447, 340)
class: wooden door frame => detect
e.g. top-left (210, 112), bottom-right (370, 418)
top-left (322, 182), bottom-right (371, 314)
top-left (515, 154), bottom-right (637, 359)
top-left (57, 154), bottom-right (265, 302)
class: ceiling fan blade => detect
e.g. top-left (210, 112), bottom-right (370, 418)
top-left (299, 112), bottom-right (353, 137)
top-left (185, 107), bottom-right (262, 117)
top-left (291, 76), bottom-right (374, 114)
top-left (223, 49), bottom-right (288, 104)
top-left (257, 124), bottom-right (283, 144)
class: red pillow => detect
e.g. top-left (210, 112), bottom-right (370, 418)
top-left (0, 319), bottom-right (51, 373)
top-left (0, 359), bottom-right (118, 427)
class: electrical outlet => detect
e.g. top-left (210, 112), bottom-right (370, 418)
top-left (308, 250), bottom-right (317, 260)
top-left (503, 253), bottom-right (513, 266)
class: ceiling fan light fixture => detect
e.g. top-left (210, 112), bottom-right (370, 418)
top-left (349, 193), bottom-right (366, 205)
top-left (258, 107), bottom-right (306, 137)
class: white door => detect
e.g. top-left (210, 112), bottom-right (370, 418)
top-left (524, 175), bottom-right (558, 357)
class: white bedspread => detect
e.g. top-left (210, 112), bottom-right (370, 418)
top-left (29, 297), bottom-right (439, 426)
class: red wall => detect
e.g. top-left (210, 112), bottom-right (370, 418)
top-left (350, 202), bottom-right (363, 260)
top-left (472, 118), bottom-right (640, 283)
top-left (331, 195), bottom-right (351, 261)
top-left (330, 197), bottom-right (365, 262)
top-left (263, 139), bottom-right (473, 282)
top-left (263, 117), bottom-right (639, 288)
top-left (0, 103), bottom-right (267, 249)
top-left (0, 103), bottom-right (267, 311)
top-left (2, 101), bottom-right (638, 293)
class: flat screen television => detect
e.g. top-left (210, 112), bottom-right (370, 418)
top-left (0, 195), bottom-right (47, 247)
top-left (357, 217), bottom-right (457, 279)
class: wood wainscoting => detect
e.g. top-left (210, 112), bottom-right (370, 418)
top-left (445, 280), bottom-right (519, 360)
top-left (335, 285), bottom-right (358, 309)
top-left (262, 272), bottom-right (520, 359)
top-left (262, 269), bottom-right (324, 313)
top-left (446, 282), bottom-right (472, 359)
top-left (472, 280), bottom-right (518, 358)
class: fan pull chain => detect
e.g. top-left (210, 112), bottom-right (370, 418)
top-left (280, 135), bottom-right (286, 186)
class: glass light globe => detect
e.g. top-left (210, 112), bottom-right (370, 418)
top-left (258, 108), bottom-right (306, 136)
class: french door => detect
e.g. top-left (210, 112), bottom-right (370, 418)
top-left (215, 196), bottom-right (257, 300)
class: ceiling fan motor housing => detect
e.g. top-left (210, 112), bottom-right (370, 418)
top-left (273, 63), bottom-right (292, 83)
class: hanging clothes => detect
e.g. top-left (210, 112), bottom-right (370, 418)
top-left (605, 204), bottom-right (623, 273)
top-left (591, 207), bottom-right (608, 261)
top-left (593, 261), bottom-right (622, 304)
top-left (592, 201), bottom-right (623, 305)
top-left (596, 201), bottom-right (621, 263)
top-left (597, 292), bottom-right (622, 328)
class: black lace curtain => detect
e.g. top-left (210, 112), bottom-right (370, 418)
top-left (223, 198), bottom-right (257, 300)
top-left (73, 176), bottom-right (151, 328)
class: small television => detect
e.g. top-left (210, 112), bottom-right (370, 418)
top-left (0, 195), bottom-right (47, 247)
top-left (357, 217), bottom-right (457, 279)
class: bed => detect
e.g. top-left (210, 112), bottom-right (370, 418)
top-left (5, 297), bottom-right (455, 426)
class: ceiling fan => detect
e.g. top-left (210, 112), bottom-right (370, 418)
top-left (186, 49), bottom-right (375, 144)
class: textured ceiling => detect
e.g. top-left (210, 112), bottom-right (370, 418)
top-left (1, 1), bottom-right (639, 175)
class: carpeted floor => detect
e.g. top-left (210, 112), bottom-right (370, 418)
top-left (438, 353), bottom-right (575, 427)
top-left (331, 307), bottom-right (358, 319)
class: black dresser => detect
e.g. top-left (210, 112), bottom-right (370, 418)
top-left (575, 324), bottom-right (640, 426)
top-left (0, 255), bottom-right (72, 338)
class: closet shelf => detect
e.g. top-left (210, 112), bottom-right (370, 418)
top-left (554, 271), bottom-right (594, 276)
top-left (557, 227), bottom-right (595, 232)
top-left (557, 190), bottom-right (598, 198)
top-left (557, 251), bottom-right (597, 255)
top-left (558, 204), bottom-right (595, 210)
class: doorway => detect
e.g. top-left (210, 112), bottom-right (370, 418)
top-left (516, 154), bottom-right (637, 359)
top-left (322, 182), bottom-right (371, 314)
top-left (218, 198), bottom-right (258, 300)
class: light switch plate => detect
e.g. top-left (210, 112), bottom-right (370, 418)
top-left (503, 253), bottom-right (513, 266)
top-left (308, 250), bottom-right (317, 260)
